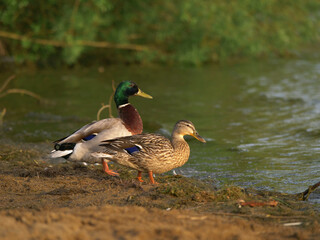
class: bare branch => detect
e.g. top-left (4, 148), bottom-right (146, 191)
top-left (0, 30), bottom-right (150, 51)
top-left (108, 79), bottom-right (116, 117)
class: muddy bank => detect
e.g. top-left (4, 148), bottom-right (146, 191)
top-left (0, 143), bottom-right (319, 240)
top-left (2, 205), bottom-right (318, 240)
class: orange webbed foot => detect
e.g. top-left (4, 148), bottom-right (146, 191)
top-left (102, 159), bottom-right (119, 176)
top-left (136, 171), bottom-right (144, 182)
top-left (136, 177), bottom-right (144, 182)
top-left (104, 169), bottom-right (119, 176)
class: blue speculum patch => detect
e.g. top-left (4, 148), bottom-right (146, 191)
top-left (83, 134), bottom-right (97, 141)
top-left (125, 146), bottom-right (140, 154)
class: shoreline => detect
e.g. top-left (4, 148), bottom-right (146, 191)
top-left (0, 143), bottom-right (319, 239)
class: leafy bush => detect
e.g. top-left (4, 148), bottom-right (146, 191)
top-left (1, 0), bottom-right (320, 65)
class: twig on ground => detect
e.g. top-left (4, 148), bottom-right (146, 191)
top-left (238, 200), bottom-right (278, 208)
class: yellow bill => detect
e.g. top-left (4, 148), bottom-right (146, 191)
top-left (135, 88), bottom-right (153, 99)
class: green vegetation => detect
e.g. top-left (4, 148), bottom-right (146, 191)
top-left (1, 0), bottom-right (320, 66)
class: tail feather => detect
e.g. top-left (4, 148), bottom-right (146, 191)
top-left (51, 149), bottom-right (73, 158)
top-left (54, 142), bottom-right (76, 151)
top-left (51, 142), bottom-right (76, 159)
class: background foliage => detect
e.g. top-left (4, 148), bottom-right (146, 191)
top-left (1, 0), bottom-right (320, 66)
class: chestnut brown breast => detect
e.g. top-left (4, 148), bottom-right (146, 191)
top-left (118, 104), bottom-right (143, 135)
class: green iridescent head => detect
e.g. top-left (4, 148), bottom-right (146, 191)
top-left (114, 81), bottom-right (152, 107)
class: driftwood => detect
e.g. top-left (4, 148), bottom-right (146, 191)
top-left (0, 30), bottom-right (149, 51)
top-left (296, 181), bottom-right (320, 201)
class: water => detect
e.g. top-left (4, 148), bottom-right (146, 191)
top-left (1, 60), bottom-right (319, 201)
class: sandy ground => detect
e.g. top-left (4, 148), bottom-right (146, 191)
top-left (1, 205), bottom-right (317, 240)
top-left (0, 143), bottom-right (319, 240)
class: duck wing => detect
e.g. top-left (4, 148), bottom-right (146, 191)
top-left (55, 118), bottom-right (124, 144)
top-left (100, 133), bottom-right (173, 155)
top-left (96, 133), bottom-right (174, 173)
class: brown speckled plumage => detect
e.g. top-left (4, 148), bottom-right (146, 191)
top-left (96, 120), bottom-right (206, 183)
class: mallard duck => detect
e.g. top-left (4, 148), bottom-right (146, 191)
top-left (51, 81), bottom-right (152, 176)
top-left (92, 120), bottom-right (206, 184)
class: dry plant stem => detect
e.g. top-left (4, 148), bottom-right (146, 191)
top-left (1, 75), bottom-right (46, 103)
top-left (0, 88), bottom-right (45, 102)
top-left (96, 104), bottom-right (112, 120)
top-left (0, 30), bottom-right (150, 51)
top-left (108, 80), bottom-right (116, 117)
top-left (107, 92), bottom-right (113, 117)
top-left (0, 108), bottom-right (6, 125)
top-left (111, 79), bottom-right (116, 92)
top-left (0, 75), bottom-right (15, 92)
top-left (96, 80), bottom-right (115, 120)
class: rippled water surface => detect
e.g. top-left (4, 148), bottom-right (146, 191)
top-left (1, 59), bottom-right (320, 200)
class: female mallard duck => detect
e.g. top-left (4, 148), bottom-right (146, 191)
top-left (51, 81), bottom-right (152, 176)
top-left (93, 120), bottom-right (206, 184)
